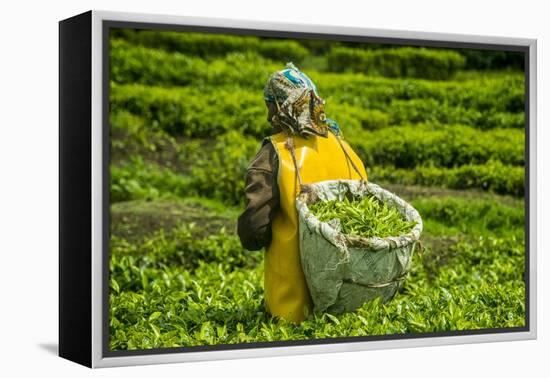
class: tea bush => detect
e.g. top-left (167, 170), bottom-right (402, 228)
top-left (370, 161), bottom-right (524, 196)
top-left (111, 224), bottom-right (261, 277)
top-left (110, 39), bottom-right (278, 88)
top-left (110, 128), bottom-right (524, 206)
top-left (459, 49), bottom-right (524, 70)
top-left (109, 110), bottom-right (189, 166)
top-left (112, 29), bottom-right (309, 62)
top-left (327, 46), bottom-right (466, 79)
top-left (110, 83), bottom-right (270, 138)
top-left (349, 124), bottom-right (524, 168)
top-left (110, 156), bottom-right (193, 203)
top-left (111, 84), bottom-right (394, 139)
top-left (109, 195), bottom-right (525, 349)
top-left (112, 83), bottom-right (523, 136)
top-left (189, 131), bottom-right (260, 206)
top-left (410, 196), bottom-right (524, 237)
top-left (386, 99), bottom-right (524, 129)
top-left (316, 72), bottom-right (524, 114)
top-left (110, 39), bottom-right (524, 116)
top-left (111, 133), bottom-right (260, 206)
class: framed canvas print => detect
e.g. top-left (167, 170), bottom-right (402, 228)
top-left (59, 10), bottom-right (537, 368)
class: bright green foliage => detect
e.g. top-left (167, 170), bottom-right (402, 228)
top-left (110, 39), bottom-right (279, 88)
top-left (385, 99), bottom-right (524, 129)
top-left (313, 71), bottom-right (524, 114)
top-left (111, 82), bottom-right (523, 136)
top-left (110, 39), bottom-right (524, 116)
top-left (110, 133), bottom-right (260, 206)
top-left (109, 194), bottom-right (525, 350)
top-left (309, 195), bottom-right (417, 238)
top-left (410, 196), bottom-right (524, 238)
top-left (349, 124), bottom-right (524, 168)
top-left (110, 83), bottom-right (271, 138)
top-left (108, 30), bottom-right (526, 351)
top-left (327, 46), bottom-right (466, 79)
top-left (189, 131), bottom-right (260, 206)
top-left (110, 156), bottom-right (193, 203)
top-left (112, 29), bottom-right (309, 62)
top-left (370, 161), bottom-right (524, 196)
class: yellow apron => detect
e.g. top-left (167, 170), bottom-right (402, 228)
top-left (264, 131), bottom-right (368, 323)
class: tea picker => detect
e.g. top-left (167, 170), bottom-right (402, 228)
top-left (237, 63), bottom-right (423, 323)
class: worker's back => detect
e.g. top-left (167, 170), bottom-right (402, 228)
top-left (264, 130), bottom-right (368, 323)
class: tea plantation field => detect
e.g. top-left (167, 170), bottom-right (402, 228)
top-left (108, 29), bottom-right (526, 350)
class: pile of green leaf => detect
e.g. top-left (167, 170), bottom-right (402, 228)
top-left (309, 195), bottom-right (417, 238)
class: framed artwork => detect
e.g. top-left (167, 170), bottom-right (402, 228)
top-left (59, 10), bottom-right (537, 368)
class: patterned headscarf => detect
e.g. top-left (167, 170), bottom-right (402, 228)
top-left (264, 62), bottom-right (340, 138)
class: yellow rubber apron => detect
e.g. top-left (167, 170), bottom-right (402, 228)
top-left (264, 130), bottom-right (368, 323)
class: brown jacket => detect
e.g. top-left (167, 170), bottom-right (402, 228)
top-left (237, 139), bottom-right (280, 251)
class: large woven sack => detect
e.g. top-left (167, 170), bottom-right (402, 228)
top-left (296, 180), bottom-right (423, 314)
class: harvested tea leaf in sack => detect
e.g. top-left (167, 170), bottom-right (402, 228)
top-left (296, 180), bottom-right (423, 314)
top-left (309, 195), bottom-right (417, 239)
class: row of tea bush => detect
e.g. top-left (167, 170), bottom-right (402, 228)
top-left (111, 82), bottom-right (524, 139)
top-left (112, 29), bottom-right (524, 75)
top-left (111, 39), bottom-right (524, 116)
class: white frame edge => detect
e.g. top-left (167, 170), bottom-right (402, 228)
top-left (90, 9), bottom-right (537, 368)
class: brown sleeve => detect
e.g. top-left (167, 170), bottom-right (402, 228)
top-left (237, 140), bottom-right (280, 251)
